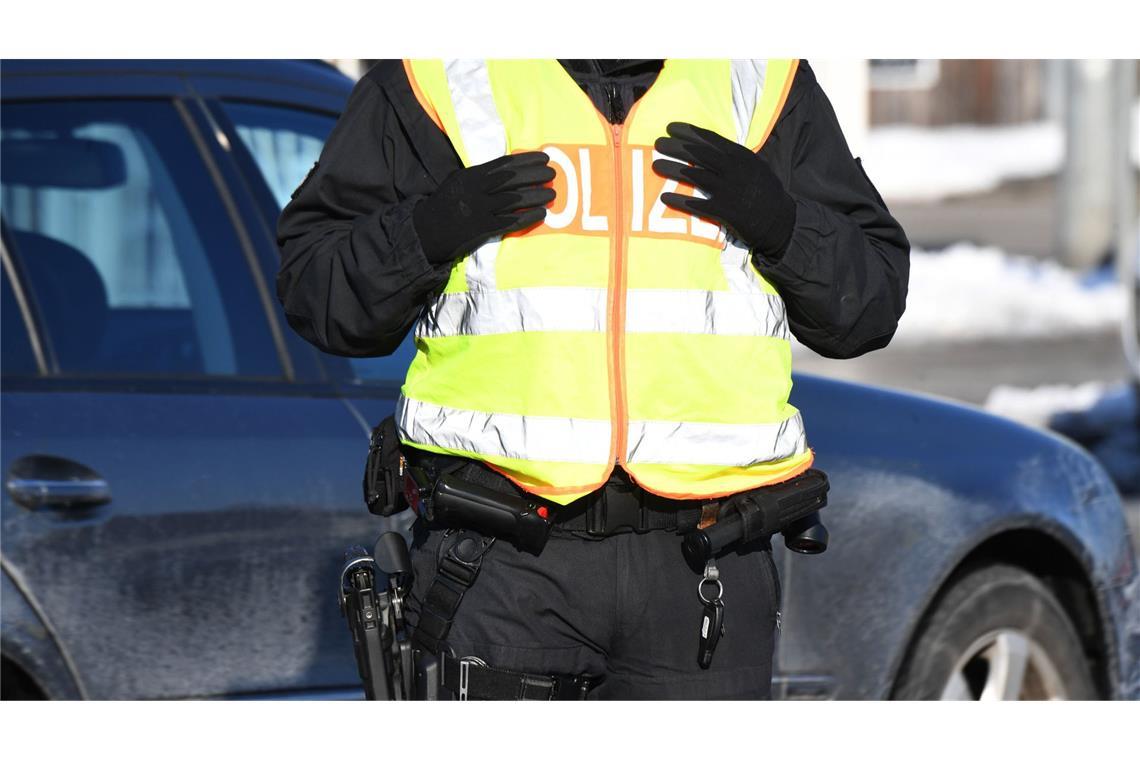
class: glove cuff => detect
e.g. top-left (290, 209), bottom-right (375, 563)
top-left (752, 189), bottom-right (797, 261)
top-left (412, 196), bottom-right (462, 266)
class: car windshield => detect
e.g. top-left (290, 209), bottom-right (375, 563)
top-left (220, 100), bottom-right (416, 384)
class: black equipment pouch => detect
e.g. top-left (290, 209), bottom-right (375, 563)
top-left (363, 416), bottom-right (406, 516)
top-left (430, 474), bottom-right (552, 555)
top-left (402, 468), bottom-right (553, 556)
top-left (682, 469), bottom-right (830, 565)
top-left (728, 468), bottom-right (829, 544)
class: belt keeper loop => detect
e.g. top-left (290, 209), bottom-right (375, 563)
top-left (587, 492), bottom-right (605, 536)
top-left (458, 657), bottom-right (471, 701)
top-left (697, 501), bottom-right (721, 531)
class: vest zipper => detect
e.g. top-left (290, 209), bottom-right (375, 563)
top-left (610, 122), bottom-right (628, 467)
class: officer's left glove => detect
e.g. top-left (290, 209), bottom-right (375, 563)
top-left (652, 122), bottom-right (796, 259)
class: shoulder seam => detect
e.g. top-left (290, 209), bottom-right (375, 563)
top-left (781, 59), bottom-right (816, 116)
top-left (362, 59), bottom-right (406, 90)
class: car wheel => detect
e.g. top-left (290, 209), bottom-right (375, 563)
top-left (892, 563), bottom-right (1097, 700)
top-left (1, 659), bottom-right (47, 700)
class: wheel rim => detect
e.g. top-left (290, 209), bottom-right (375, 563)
top-left (939, 628), bottom-right (1069, 700)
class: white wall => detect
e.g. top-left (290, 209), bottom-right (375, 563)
top-left (808, 59), bottom-right (870, 158)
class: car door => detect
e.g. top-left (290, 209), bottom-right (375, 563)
top-left (0, 95), bottom-right (374, 699)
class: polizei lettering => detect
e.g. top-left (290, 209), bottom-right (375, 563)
top-left (530, 144), bottom-right (725, 246)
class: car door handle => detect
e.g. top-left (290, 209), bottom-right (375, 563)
top-left (6, 454), bottom-right (112, 510)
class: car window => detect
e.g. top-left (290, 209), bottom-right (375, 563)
top-left (0, 100), bottom-right (281, 378)
top-left (221, 101), bottom-right (333, 209)
top-left (1, 259), bottom-right (39, 376)
top-left (220, 100), bottom-right (416, 384)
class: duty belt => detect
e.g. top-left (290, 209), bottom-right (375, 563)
top-left (551, 474), bottom-right (716, 537)
top-left (402, 446), bottom-right (718, 539)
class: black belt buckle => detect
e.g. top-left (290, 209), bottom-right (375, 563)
top-left (588, 479), bottom-right (645, 536)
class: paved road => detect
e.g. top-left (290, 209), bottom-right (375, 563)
top-left (888, 170), bottom-right (1140, 264)
top-left (890, 176), bottom-right (1060, 260)
top-left (794, 331), bottom-right (1129, 407)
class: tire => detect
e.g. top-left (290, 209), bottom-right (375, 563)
top-left (892, 563), bottom-right (1097, 700)
top-left (1, 659), bottom-right (47, 700)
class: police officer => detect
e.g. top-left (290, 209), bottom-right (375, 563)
top-left (278, 59), bottom-right (909, 699)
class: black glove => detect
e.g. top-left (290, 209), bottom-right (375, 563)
top-left (413, 152), bottom-right (556, 265)
top-left (652, 122), bottom-right (796, 259)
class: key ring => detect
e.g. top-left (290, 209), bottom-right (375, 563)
top-left (698, 558), bottom-right (723, 604)
top-left (698, 577), bottom-right (724, 604)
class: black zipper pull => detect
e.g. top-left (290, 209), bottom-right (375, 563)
top-left (607, 82), bottom-right (625, 124)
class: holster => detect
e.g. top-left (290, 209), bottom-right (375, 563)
top-left (338, 537), bottom-right (414, 700)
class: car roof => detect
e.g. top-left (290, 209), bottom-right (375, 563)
top-left (1, 59), bottom-right (354, 111)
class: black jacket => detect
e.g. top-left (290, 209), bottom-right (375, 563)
top-left (276, 59), bottom-right (910, 360)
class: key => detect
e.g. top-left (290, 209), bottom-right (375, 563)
top-left (698, 597), bottom-right (725, 669)
top-left (697, 559), bottom-right (726, 669)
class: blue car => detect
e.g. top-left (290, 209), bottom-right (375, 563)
top-left (2, 59), bottom-right (1137, 700)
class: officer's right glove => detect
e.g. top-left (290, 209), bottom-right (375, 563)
top-left (413, 151), bottom-right (556, 265)
top-left (652, 122), bottom-right (796, 260)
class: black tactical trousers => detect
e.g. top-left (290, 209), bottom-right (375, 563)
top-left (406, 522), bottom-right (782, 700)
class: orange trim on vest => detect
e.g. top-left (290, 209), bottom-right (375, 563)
top-left (749, 59), bottom-right (800, 153)
top-left (486, 451), bottom-right (814, 505)
top-left (402, 60), bottom-right (445, 134)
top-left (627, 450), bottom-right (816, 502)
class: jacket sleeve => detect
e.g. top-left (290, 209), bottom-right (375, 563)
top-left (275, 67), bottom-right (454, 357)
top-left (754, 61), bottom-right (911, 360)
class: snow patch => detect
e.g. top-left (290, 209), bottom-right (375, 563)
top-left (892, 243), bottom-right (1124, 345)
top-left (863, 121), bottom-right (1063, 202)
top-left (985, 381), bottom-right (1109, 428)
top-left (790, 242), bottom-right (1124, 353)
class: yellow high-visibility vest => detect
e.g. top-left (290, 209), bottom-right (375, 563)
top-left (398, 59), bottom-right (813, 505)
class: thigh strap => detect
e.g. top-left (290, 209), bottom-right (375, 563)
top-left (411, 529), bottom-right (495, 656)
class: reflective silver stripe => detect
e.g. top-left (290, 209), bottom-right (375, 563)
top-left (444, 59), bottom-right (506, 290)
top-left (418, 287), bottom-right (606, 339)
top-left (730, 59), bottom-right (767, 144)
top-left (463, 239), bottom-right (501, 291)
top-left (718, 240), bottom-right (788, 339)
top-left (443, 59), bottom-right (505, 166)
top-left (398, 395), bottom-right (804, 467)
top-left (417, 286), bottom-right (786, 339)
top-left (625, 289), bottom-right (787, 338)
top-left (625, 413), bottom-right (807, 466)
top-left (726, 60), bottom-right (788, 323)
top-left (720, 241), bottom-right (754, 293)
top-left (396, 395), bottom-right (611, 463)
